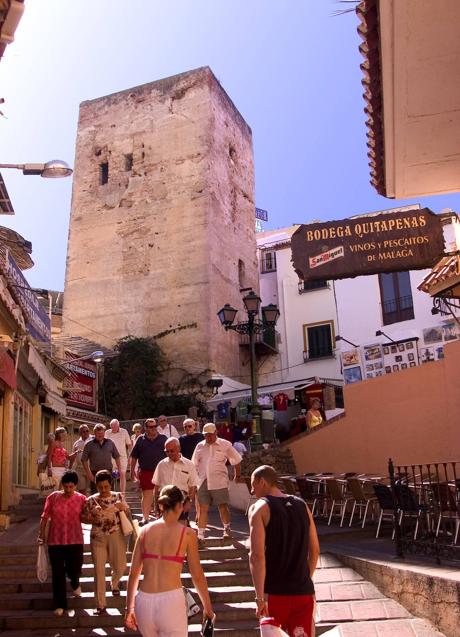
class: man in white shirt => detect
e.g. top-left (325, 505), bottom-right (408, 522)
top-left (105, 419), bottom-right (132, 492)
top-left (157, 414), bottom-right (180, 438)
top-left (152, 437), bottom-right (198, 523)
top-left (70, 423), bottom-right (92, 494)
top-left (192, 422), bottom-right (242, 543)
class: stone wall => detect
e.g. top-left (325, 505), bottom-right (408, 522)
top-left (63, 67), bottom-right (257, 381)
top-left (241, 445), bottom-right (297, 477)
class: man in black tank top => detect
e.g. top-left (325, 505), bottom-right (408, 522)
top-left (248, 465), bottom-right (319, 637)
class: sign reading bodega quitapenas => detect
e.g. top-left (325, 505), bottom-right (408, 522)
top-left (291, 208), bottom-right (445, 282)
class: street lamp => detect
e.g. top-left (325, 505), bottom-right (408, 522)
top-left (62, 350), bottom-right (105, 366)
top-left (217, 291), bottom-right (280, 446)
top-left (0, 160), bottom-right (73, 178)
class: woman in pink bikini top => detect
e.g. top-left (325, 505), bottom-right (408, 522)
top-left (125, 485), bottom-right (214, 636)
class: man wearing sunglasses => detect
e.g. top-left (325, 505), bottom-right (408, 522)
top-left (179, 418), bottom-right (204, 460)
top-left (130, 418), bottom-right (167, 525)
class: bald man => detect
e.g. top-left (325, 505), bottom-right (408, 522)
top-left (105, 419), bottom-right (132, 492)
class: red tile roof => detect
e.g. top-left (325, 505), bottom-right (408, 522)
top-left (418, 255), bottom-right (460, 295)
top-left (356, 1), bottom-right (386, 196)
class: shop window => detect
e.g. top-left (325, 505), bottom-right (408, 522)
top-left (100, 162), bottom-right (109, 185)
top-left (261, 251), bottom-right (277, 273)
top-left (12, 394), bottom-right (32, 487)
top-left (379, 272), bottom-right (414, 325)
top-left (303, 321), bottom-right (334, 360)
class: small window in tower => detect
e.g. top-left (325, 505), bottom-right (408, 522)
top-left (124, 154), bottom-right (133, 171)
top-left (100, 162), bottom-right (109, 185)
top-left (229, 144), bottom-right (237, 163)
top-left (238, 259), bottom-right (246, 288)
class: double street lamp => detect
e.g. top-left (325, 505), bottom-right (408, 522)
top-left (217, 291), bottom-right (280, 445)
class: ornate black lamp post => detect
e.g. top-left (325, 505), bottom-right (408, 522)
top-left (217, 291), bottom-right (280, 445)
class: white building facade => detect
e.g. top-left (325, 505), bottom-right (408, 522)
top-left (257, 208), bottom-right (460, 387)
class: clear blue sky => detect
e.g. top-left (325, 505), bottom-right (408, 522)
top-left (2, 0), bottom-right (460, 289)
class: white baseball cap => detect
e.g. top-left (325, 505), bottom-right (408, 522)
top-left (202, 423), bottom-right (217, 434)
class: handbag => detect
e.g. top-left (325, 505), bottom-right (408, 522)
top-left (183, 587), bottom-right (200, 618)
top-left (119, 510), bottom-right (134, 536)
top-left (36, 543), bottom-right (49, 583)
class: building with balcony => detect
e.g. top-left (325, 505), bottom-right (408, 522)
top-left (256, 206), bottom-right (460, 389)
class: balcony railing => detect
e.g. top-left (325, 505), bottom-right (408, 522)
top-left (381, 295), bottom-right (414, 325)
top-left (303, 348), bottom-right (334, 362)
top-left (239, 325), bottom-right (278, 353)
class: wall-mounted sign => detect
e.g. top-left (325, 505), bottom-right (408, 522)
top-left (1, 250), bottom-right (51, 348)
top-left (255, 207), bottom-right (268, 222)
top-left (291, 208), bottom-right (445, 282)
top-left (63, 351), bottom-right (97, 411)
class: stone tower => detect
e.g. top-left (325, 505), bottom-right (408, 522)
top-left (62, 67), bottom-right (258, 380)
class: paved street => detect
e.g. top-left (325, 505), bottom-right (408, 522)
top-left (0, 490), bottom-right (447, 636)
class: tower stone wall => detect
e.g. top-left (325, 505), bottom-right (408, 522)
top-left (63, 67), bottom-right (258, 379)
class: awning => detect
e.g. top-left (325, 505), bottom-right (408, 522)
top-left (44, 390), bottom-right (67, 416)
top-left (206, 377), bottom-right (336, 408)
top-left (28, 344), bottom-right (60, 394)
top-left (0, 350), bottom-right (16, 389)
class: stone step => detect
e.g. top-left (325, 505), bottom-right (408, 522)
top-left (316, 598), bottom-right (412, 624)
top-left (0, 602), bottom-right (258, 630)
top-left (313, 567), bottom-right (364, 584)
top-left (0, 581), bottom-right (387, 611)
top-left (320, 618), bottom-right (446, 636)
top-left (0, 619), bottom-right (261, 637)
top-left (0, 551), bottom-right (247, 577)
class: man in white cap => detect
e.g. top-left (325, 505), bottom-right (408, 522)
top-left (105, 419), bottom-right (132, 492)
top-left (192, 422), bottom-right (242, 544)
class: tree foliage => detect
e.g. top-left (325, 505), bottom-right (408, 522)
top-left (102, 336), bottom-right (166, 419)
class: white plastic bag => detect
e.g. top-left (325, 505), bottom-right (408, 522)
top-left (37, 543), bottom-right (49, 583)
top-left (260, 617), bottom-right (290, 637)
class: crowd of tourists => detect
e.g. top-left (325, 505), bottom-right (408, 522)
top-left (38, 416), bottom-right (319, 637)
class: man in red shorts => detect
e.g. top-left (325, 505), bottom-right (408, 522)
top-left (130, 418), bottom-right (166, 525)
top-left (249, 465), bottom-right (320, 637)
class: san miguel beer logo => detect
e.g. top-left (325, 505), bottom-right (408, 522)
top-left (291, 208), bottom-right (445, 283)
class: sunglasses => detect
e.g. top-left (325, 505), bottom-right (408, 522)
top-left (184, 425), bottom-right (194, 429)
top-left (146, 425), bottom-right (158, 429)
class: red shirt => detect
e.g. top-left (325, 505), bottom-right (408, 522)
top-left (274, 393), bottom-right (289, 411)
top-left (41, 491), bottom-right (86, 545)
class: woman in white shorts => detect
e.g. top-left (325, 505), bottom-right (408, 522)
top-left (125, 485), bottom-right (214, 636)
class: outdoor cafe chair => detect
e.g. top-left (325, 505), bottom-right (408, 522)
top-left (326, 478), bottom-right (352, 527)
top-left (295, 476), bottom-right (326, 516)
top-left (431, 482), bottom-right (460, 544)
top-left (395, 483), bottom-right (427, 540)
top-left (347, 478), bottom-right (377, 528)
top-left (281, 477), bottom-right (298, 496)
top-left (373, 484), bottom-right (397, 539)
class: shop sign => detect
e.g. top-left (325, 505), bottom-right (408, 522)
top-left (63, 351), bottom-right (97, 411)
top-left (291, 208), bottom-right (445, 282)
top-left (2, 250), bottom-right (51, 348)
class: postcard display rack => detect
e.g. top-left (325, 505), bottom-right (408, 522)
top-left (341, 320), bottom-right (459, 384)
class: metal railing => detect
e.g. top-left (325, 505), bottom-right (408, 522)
top-left (381, 295), bottom-right (414, 325)
top-left (389, 458), bottom-right (460, 563)
top-left (239, 324), bottom-right (278, 352)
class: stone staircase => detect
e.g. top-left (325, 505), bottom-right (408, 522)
top-left (0, 491), bottom-right (445, 636)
